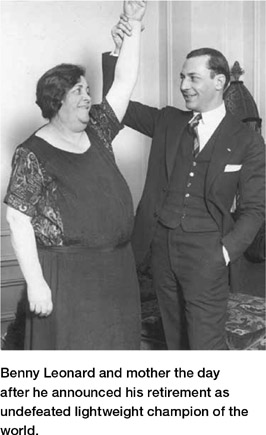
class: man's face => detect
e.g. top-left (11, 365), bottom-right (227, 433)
top-left (180, 55), bottom-right (221, 113)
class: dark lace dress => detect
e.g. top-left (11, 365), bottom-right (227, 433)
top-left (4, 99), bottom-right (141, 350)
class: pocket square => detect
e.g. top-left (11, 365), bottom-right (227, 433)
top-left (224, 164), bottom-right (242, 172)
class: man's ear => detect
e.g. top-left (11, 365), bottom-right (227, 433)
top-left (215, 74), bottom-right (226, 91)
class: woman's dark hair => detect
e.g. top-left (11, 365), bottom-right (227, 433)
top-left (187, 48), bottom-right (230, 89)
top-left (36, 63), bottom-right (86, 120)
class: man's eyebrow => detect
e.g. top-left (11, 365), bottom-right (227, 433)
top-left (180, 72), bottom-right (201, 78)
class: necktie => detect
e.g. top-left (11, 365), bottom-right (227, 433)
top-left (188, 113), bottom-right (202, 158)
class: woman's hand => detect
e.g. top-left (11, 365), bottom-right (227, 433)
top-left (6, 206), bottom-right (54, 318)
top-left (123, 0), bottom-right (147, 21)
top-left (27, 280), bottom-right (53, 317)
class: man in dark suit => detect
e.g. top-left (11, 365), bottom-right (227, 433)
top-left (102, 24), bottom-right (265, 350)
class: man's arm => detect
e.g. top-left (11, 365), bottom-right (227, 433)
top-left (102, 52), bottom-right (117, 98)
top-left (222, 133), bottom-right (265, 262)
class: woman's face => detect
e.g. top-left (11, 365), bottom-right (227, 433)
top-left (58, 76), bottom-right (92, 130)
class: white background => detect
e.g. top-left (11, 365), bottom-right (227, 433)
top-left (0, 351), bottom-right (265, 434)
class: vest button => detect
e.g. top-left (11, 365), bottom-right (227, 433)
top-left (189, 172), bottom-right (195, 177)
top-left (192, 161), bottom-right (197, 167)
top-left (185, 193), bottom-right (190, 198)
top-left (187, 182), bottom-right (191, 187)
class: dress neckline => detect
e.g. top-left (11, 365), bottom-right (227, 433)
top-left (34, 129), bottom-right (92, 156)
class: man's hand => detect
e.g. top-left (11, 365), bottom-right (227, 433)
top-left (111, 16), bottom-right (132, 53)
top-left (124, 0), bottom-right (147, 21)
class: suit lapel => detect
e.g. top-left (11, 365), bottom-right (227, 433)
top-left (205, 112), bottom-right (242, 195)
top-left (166, 111), bottom-right (192, 179)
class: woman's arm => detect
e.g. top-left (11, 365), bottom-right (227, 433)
top-left (106, 0), bottom-right (146, 122)
top-left (6, 206), bottom-right (53, 317)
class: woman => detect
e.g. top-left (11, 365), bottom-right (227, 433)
top-left (4, 1), bottom-right (146, 350)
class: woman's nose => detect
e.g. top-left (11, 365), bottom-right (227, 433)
top-left (83, 91), bottom-right (91, 102)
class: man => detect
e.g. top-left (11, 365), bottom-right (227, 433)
top-left (102, 22), bottom-right (265, 350)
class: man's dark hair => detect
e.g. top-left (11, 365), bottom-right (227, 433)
top-left (187, 48), bottom-right (230, 89)
top-left (36, 63), bottom-right (86, 120)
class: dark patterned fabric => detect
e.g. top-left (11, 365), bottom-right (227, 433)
top-left (89, 98), bottom-right (122, 157)
top-left (5, 146), bottom-right (64, 246)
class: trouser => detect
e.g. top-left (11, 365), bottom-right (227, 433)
top-left (151, 223), bottom-right (229, 350)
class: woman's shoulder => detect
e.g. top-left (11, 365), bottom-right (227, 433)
top-left (87, 98), bottom-right (123, 145)
top-left (9, 133), bottom-right (59, 178)
top-left (16, 133), bottom-right (40, 151)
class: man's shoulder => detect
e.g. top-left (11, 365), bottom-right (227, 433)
top-left (164, 105), bottom-right (191, 116)
top-left (162, 105), bottom-right (192, 123)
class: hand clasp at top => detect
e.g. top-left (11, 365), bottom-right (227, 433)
top-left (123, 0), bottom-right (147, 21)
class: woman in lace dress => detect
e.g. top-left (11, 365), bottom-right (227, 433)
top-left (4, 1), bottom-right (146, 350)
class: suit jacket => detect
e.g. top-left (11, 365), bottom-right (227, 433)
top-left (102, 52), bottom-right (265, 270)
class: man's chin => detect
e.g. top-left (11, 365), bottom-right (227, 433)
top-left (185, 103), bottom-right (193, 111)
top-left (184, 101), bottom-right (196, 111)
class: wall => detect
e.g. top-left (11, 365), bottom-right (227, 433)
top-left (1, 1), bottom-right (265, 334)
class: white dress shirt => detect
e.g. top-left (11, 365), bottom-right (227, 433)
top-left (192, 102), bottom-right (226, 152)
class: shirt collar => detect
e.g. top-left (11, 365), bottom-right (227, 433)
top-left (193, 102), bottom-right (226, 126)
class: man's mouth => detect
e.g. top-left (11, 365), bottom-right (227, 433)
top-left (183, 93), bottom-right (197, 100)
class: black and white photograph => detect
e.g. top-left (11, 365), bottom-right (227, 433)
top-left (0, 0), bottom-right (265, 432)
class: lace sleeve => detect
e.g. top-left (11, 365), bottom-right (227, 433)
top-left (4, 146), bottom-right (44, 217)
top-left (89, 98), bottom-right (124, 151)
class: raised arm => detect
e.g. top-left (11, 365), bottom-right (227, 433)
top-left (106, 0), bottom-right (146, 122)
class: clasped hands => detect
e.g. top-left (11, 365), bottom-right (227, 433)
top-left (112, 0), bottom-right (147, 52)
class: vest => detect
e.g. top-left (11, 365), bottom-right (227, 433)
top-left (158, 126), bottom-right (219, 232)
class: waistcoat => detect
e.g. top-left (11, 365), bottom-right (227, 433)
top-left (158, 126), bottom-right (219, 232)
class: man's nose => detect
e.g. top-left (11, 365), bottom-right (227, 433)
top-left (180, 77), bottom-right (190, 91)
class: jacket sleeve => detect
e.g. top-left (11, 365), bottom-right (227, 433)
top-left (222, 132), bottom-right (265, 262)
top-left (102, 52), bottom-right (116, 98)
top-left (102, 52), bottom-right (162, 138)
